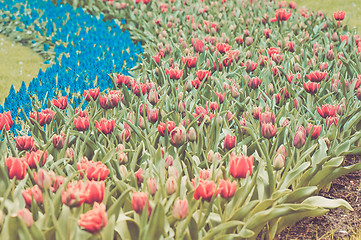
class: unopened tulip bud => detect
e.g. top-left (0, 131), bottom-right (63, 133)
top-left (166, 176), bottom-right (178, 195)
top-left (276, 144), bottom-right (287, 159)
top-left (337, 103), bottom-right (346, 115)
top-left (187, 127), bottom-right (197, 142)
top-left (17, 209), bottom-right (33, 227)
top-left (178, 92), bottom-right (184, 101)
top-left (326, 50), bottom-right (334, 61)
top-left (207, 150), bottom-right (215, 163)
top-left (148, 89), bottom-right (158, 106)
top-left (139, 116), bottom-right (146, 129)
top-left (53, 132), bottom-right (65, 150)
top-left (245, 37), bottom-right (253, 46)
top-left (268, 83), bottom-right (274, 95)
top-left (37, 169), bottom-right (52, 190)
top-left (217, 116), bottom-right (223, 125)
top-left (173, 199), bottom-right (188, 220)
top-left (273, 154), bottom-right (285, 170)
top-left (165, 155), bottom-right (174, 168)
top-left (168, 166), bottom-right (179, 178)
top-left (119, 165), bottom-right (128, 177)
top-left (178, 101), bottom-right (186, 114)
top-left (170, 125), bottom-right (186, 148)
top-left (230, 86), bottom-right (239, 98)
top-left (332, 32), bottom-right (339, 42)
top-left (148, 178), bottom-right (157, 195)
top-left (186, 81), bottom-right (192, 91)
top-left (293, 131), bottom-right (305, 148)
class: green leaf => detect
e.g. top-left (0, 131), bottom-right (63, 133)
top-left (302, 196), bottom-right (353, 211)
top-left (202, 221), bottom-right (245, 240)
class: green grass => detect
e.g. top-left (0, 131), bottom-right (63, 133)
top-left (288, 0), bottom-right (361, 32)
top-left (0, 34), bottom-right (48, 104)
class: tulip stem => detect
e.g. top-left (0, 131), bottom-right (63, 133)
top-left (266, 140), bottom-right (275, 195)
top-left (197, 201), bottom-right (203, 230)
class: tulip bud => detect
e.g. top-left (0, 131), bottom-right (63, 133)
top-left (170, 125), bottom-right (186, 148)
top-left (186, 80), bottom-right (192, 91)
top-left (230, 86), bottom-right (239, 98)
top-left (332, 32), bottom-right (339, 42)
top-left (139, 116), bottom-right (146, 129)
top-left (17, 209), bottom-right (33, 227)
top-left (173, 199), bottom-right (188, 220)
top-left (187, 127), bottom-right (197, 142)
top-left (168, 166), bottom-right (179, 178)
top-left (276, 144), bottom-right (287, 159)
top-left (148, 89), bottom-right (158, 105)
top-left (337, 103), bottom-right (346, 115)
top-left (224, 134), bottom-right (236, 150)
top-left (293, 131), bottom-right (305, 148)
top-left (245, 37), bottom-right (253, 46)
top-left (65, 148), bottom-right (75, 164)
top-left (166, 176), bottom-right (178, 194)
top-left (326, 50), bottom-right (335, 61)
top-left (53, 132), bottom-right (65, 150)
top-left (178, 101), bottom-right (186, 114)
top-left (293, 98), bottom-right (298, 109)
top-left (37, 169), bottom-right (52, 190)
top-left (135, 169), bottom-right (144, 186)
top-left (165, 155), bottom-right (174, 168)
top-left (148, 178), bottom-right (157, 195)
top-left (268, 83), bottom-right (274, 95)
top-left (119, 165), bottom-right (128, 177)
top-left (273, 154), bottom-right (285, 170)
top-left (207, 150), bottom-right (215, 163)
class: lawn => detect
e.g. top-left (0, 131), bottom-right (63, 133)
top-left (288, 0), bottom-right (361, 32)
top-left (0, 34), bottom-right (47, 103)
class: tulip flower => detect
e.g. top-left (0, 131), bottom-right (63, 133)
top-left (135, 168), bottom-right (144, 186)
top-left (199, 169), bottom-right (212, 180)
top-left (165, 67), bottom-right (183, 80)
top-left (17, 209), bottom-right (33, 227)
top-left (334, 11), bottom-right (345, 21)
top-left (148, 178), bottom-right (157, 195)
top-left (270, 8), bottom-right (292, 22)
top-left (326, 116), bottom-right (338, 128)
top-left (260, 111), bottom-right (275, 125)
top-left (14, 136), bottom-right (34, 151)
top-left (248, 77), bottom-right (262, 89)
top-left (147, 109), bottom-right (159, 124)
top-left (224, 134), bottom-right (236, 150)
top-left (29, 109), bottom-right (55, 126)
top-left (293, 131), bottom-right (306, 148)
top-left (306, 71), bottom-right (327, 82)
top-left (273, 154), bottom-right (285, 170)
top-left (182, 56), bottom-right (197, 68)
top-left (196, 70), bottom-right (211, 82)
top-left (131, 191), bottom-right (148, 214)
top-left (53, 132), bottom-right (65, 150)
top-left (36, 169), bottom-right (53, 190)
top-left (170, 125), bottom-right (186, 148)
top-left (78, 203), bottom-right (108, 233)
top-left (261, 123), bottom-right (277, 139)
top-left (173, 199), bottom-right (188, 220)
top-left (166, 176), bottom-right (178, 195)
top-left (84, 88), bottom-right (99, 101)
top-left (95, 118), bottom-right (116, 135)
top-left (157, 121), bottom-right (175, 137)
top-left (217, 179), bottom-right (237, 199)
top-left (22, 185), bottom-right (43, 207)
top-left (99, 93), bottom-right (120, 109)
top-left (193, 179), bottom-right (217, 202)
top-left (187, 127), bottom-right (197, 142)
top-left (84, 180), bottom-right (105, 204)
top-left (52, 96), bottom-right (68, 110)
top-left (317, 104), bottom-right (338, 118)
top-left (115, 74), bottom-right (133, 88)
top-left (304, 82), bottom-right (319, 94)
top-left (0, 111), bottom-right (13, 131)
top-left (26, 150), bottom-right (47, 168)
top-left (148, 89), bottom-right (158, 105)
top-left (276, 144), bottom-right (287, 159)
top-left (193, 38), bottom-right (205, 53)
top-left (229, 152), bottom-right (254, 179)
top-left (62, 181), bottom-right (86, 208)
top-left (6, 157), bottom-right (27, 180)
top-left (165, 155), bottom-right (174, 168)
top-left (77, 158), bottom-right (110, 180)
top-left (306, 124), bottom-right (322, 140)
top-left (74, 116), bottom-right (90, 131)
top-left (132, 82), bottom-right (148, 96)
top-left (216, 42), bottom-right (231, 53)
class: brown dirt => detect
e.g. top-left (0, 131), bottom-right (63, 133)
top-left (277, 155), bottom-right (361, 240)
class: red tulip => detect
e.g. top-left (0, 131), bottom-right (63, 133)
top-left (99, 93), bottom-right (119, 109)
top-left (229, 152), bottom-right (254, 179)
top-left (131, 191), bottom-right (148, 214)
top-left (6, 157), bottom-right (27, 180)
top-left (193, 38), bottom-right (205, 53)
top-left (289, 2), bottom-right (297, 9)
top-left (84, 88), bottom-right (100, 101)
top-left (276, 144), bottom-right (287, 159)
top-left (36, 169), bottom-right (53, 190)
top-left (53, 132), bottom-right (65, 150)
top-left (148, 178), bottom-right (157, 195)
top-left (173, 199), bottom-right (188, 220)
top-left (304, 82), bottom-right (319, 94)
top-left (147, 109), bottom-right (159, 124)
top-left (182, 56), bottom-right (197, 68)
top-left (62, 181), bottom-right (86, 207)
top-left (260, 111), bottom-right (275, 124)
top-left (29, 109), bottom-right (55, 126)
top-left (293, 131), bottom-right (306, 148)
top-left (270, 8), bottom-right (292, 22)
top-left (95, 118), bottom-right (116, 135)
top-left (135, 168), bottom-right (144, 186)
top-left (74, 116), bottom-right (90, 131)
top-left (217, 179), bottom-right (237, 199)
top-left (193, 179), bottom-right (217, 202)
top-left (78, 203), bottom-right (108, 233)
top-left (196, 70), bottom-right (211, 82)
top-left (248, 77), bottom-right (262, 89)
top-left (14, 136), bottom-right (34, 151)
top-left (0, 111), bottom-right (13, 131)
top-left (166, 176), bottom-right (178, 195)
top-left (306, 71), bottom-right (327, 82)
top-left (253, 107), bottom-right (262, 119)
top-left (52, 96), bottom-right (68, 110)
top-left (26, 150), bottom-right (47, 168)
top-left (224, 134), bottom-right (236, 150)
top-left (216, 42), bottom-right (231, 53)
top-left (132, 82), bottom-right (148, 96)
top-left (158, 120), bottom-right (176, 136)
top-left (306, 124), bottom-right (322, 140)
top-left (165, 67), bottom-right (183, 80)
top-left (115, 74), bottom-right (133, 88)
top-left (317, 104), bottom-right (338, 118)
top-left (334, 11), bottom-right (345, 21)
top-left (22, 185), bottom-right (43, 207)
top-left (84, 180), bottom-right (105, 204)
top-left (261, 123), bottom-right (277, 139)
top-left (77, 158), bottom-right (110, 181)
top-left (148, 89), bottom-right (158, 105)
top-left (326, 116), bottom-right (338, 128)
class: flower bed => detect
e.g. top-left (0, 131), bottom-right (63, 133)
top-left (1, 0), bottom-right (361, 239)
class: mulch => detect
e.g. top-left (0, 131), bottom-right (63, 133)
top-left (277, 155), bottom-right (361, 240)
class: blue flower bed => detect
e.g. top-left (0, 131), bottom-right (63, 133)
top-left (0, 0), bottom-right (143, 132)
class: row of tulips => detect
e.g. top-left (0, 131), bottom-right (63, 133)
top-left (2, 0), bottom-right (361, 239)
